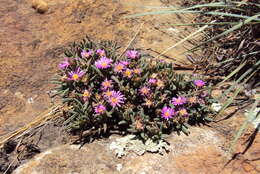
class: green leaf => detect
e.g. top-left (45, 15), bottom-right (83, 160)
top-left (91, 65), bottom-right (104, 77)
top-left (181, 126), bottom-right (190, 135)
top-left (204, 117), bottom-right (214, 122)
top-left (111, 75), bottom-right (121, 85)
top-left (118, 120), bottom-right (128, 125)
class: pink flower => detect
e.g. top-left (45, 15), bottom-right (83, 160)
top-left (95, 56), bottom-right (113, 69)
top-left (125, 50), bottom-right (139, 59)
top-left (103, 90), bottom-right (115, 99)
top-left (114, 63), bottom-right (125, 73)
top-left (82, 89), bottom-right (91, 102)
top-left (108, 91), bottom-right (125, 108)
top-left (96, 49), bottom-right (106, 56)
top-left (119, 60), bottom-right (130, 66)
top-left (171, 96), bottom-right (187, 106)
top-left (81, 50), bottom-right (92, 58)
top-left (94, 104), bottom-right (106, 115)
top-left (194, 80), bottom-right (205, 87)
top-left (178, 108), bottom-right (189, 117)
top-left (133, 68), bottom-right (142, 75)
top-left (161, 106), bottom-right (175, 120)
top-left (123, 69), bottom-right (133, 78)
top-left (101, 78), bottom-right (113, 90)
top-left (67, 67), bottom-right (85, 81)
top-left (139, 86), bottom-right (150, 96)
top-left (58, 58), bottom-right (70, 69)
top-left (148, 78), bottom-right (157, 85)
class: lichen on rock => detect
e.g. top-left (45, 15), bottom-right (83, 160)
top-left (109, 135), bottom-right (169, 157)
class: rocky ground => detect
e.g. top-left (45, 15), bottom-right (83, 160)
top-left (0, 0), bottom-right (259, 173)
top-left (0, 0), bottom-right (196, 136)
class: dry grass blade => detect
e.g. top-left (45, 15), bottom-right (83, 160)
top-left (0, 104), bottom-right (65, 147)
top-left (119, 22), bottom-right (144, 58)
top-left (155, 21), bottom-right (214, 60)
top-left (187, 13), bottom-right (260, 53)
top-left (229, 100), bottom-right (259, 154)
top-left (219, 61), bottom-right (247, 85)
top-left (171, 21), bottom-right (260, 26)
top-left (219, 59), bottom-right (260, 100)
top-left (218, 64), bottom-right (259, 115)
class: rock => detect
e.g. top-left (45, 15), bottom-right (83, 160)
top-left (13, 127), bottom-right (228, 174)
top-left (12, 126), bottom-right (260, 174)
top-left (32, 0), bottom-right (48, 13)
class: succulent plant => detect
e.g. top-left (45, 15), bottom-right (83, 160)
top-left (51, 36), bottom-right (216, 141)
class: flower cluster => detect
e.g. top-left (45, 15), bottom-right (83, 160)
top-left (53, 38), bottom-right (216, 141)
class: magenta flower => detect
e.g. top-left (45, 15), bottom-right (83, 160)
top-left (125, 50), bottom-right (139, 59)
top-left (123, 69), bottom-right (133, 78)
top-left (178, 108), bottom-right (189, 117)
top-left (82, 89), bottom-right (91, 102)
top-left (81, 50), bottom-right (92, 58)
top-left (67, 67), bottom-right (85, 81)
top-left (108, 91), bottom-right (125, 108)
top-left (94, 104), bottom-right (106, 115)
top-left (94, 56), bottom-right (113, 69)
top-left (58, 58), bottom-right (70, 70)
top-left (171, 96), bottom-right (187, 106)
top-left (119, 60), bottom-right (130, 66)
top-left (148, 78), bottom-right (157, 85)
top-left (101, 78), bottom-right (113, 90)
top-left (139, 86), bottom-right (151, 96)
top-left (161, 106), bottom-right (175, 120)
top-left (194, 80), bottom-right (205, 87)
top-left (114, 63), bottom-right (125, 73)
top-left (96, 49), bottom-right (106, 56)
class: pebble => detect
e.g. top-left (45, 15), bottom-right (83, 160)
top-left (32, 0), bottom-right (49, 14)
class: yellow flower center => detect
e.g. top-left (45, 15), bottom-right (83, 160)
top-left (83, 91), bottom-right (90, 97)
top-left (134, 69), bottom-right (140, 74)
top-left (72, 74), bottom-right (79, 80)
top-left (105, 91), bottom-right (113, 97)
top-left (111, 97), bottom-right (118, 104)
top-left (145, 100), bottom-right (152, 105)
top-left (165, 111), bottom-right (170, 117)
top-left (103, 81), bottom-right (110, 87)
top-left (124, 70), bottom-right (131, 77)
top-left (115, 65), bottom-right (123, 71)
top-left (98, 108), bottom-right (104, 113)
top-left (189, 97), bottom-right (196, 103)
top-left (142, 88), bottom-right (148, 94)
top-left (179, 109), bottom-right (187, 116)
top-left (101, 62), bottom-right (108, 67)
top-left (84, 53), bottom-right (90, 57)
top-left (157, 80), bottom-right (164, 87)
top-left (176, 98), bottom-right (182, 103)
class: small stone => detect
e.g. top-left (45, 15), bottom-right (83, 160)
top-left (242, 162), bottom-right (254, 172)
top-left (116, 164), bottom-right (123, 171)
top-left (32, 0), bottom-right (49, 14)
